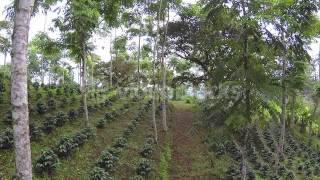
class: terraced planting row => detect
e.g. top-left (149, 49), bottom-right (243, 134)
top-left (0, 91), bottom-right (116, 151)
top-left (89, 100), bottom-right (152, 180)
top-left (211, 125), bottom-right (320, 179)
top-left (0, 89), bottom-right (139, 178)
top-left (113, 105), bottom-right (156, 179)
top-left (39, 97), bottom-right (146, 179)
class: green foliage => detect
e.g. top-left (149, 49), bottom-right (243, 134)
top-left (0, 128), bottom-right (13, 149)
top-left (55, 136), bottom-right (75, 157)
top-left (68, 109), bottom-right (78, 121)
top-left (3, 110), bottom-right (12, 125)
top-left (225, 114), bottom-right (247, 131)
top-left (140, 143), bottom-right (153, 158)
top-left (42, 116), bottom-right (56, 133)
top-left (113, 137), bottom-right (127, 149)
top-left (131, 175), bottom-right (144, 180)
top-left (36, 101), bottom-right (48, 114)
top-left (96, 151), bottom-right (119, 171)
top-left (47, 98), bottom-right (56, 110)
top-left (30, 123), bottom-right (42, 141)
top-left (35, 149), bottom-right (59, 174)
top-left (89, 167), bottom-right (112, 180)
top-left (55, 111), bottom-right (68, 127)
top-left (159, 143), bottom-right (171, 180)
top-left (136, 158), bottom-right (151, 177)
top-left (96, 119), bottom-right (107, 128)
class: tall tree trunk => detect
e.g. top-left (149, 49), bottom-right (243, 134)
top-left (41, 58), bottom-right (45, 85)
top-left (241, 0), bottom-right (250, 122)
top-left (160, 6), bottom-right (169, 132)
top-left (318, 61), bottom-right (320, 81)
top-left (173, 86), bottom-right (177, 100)
top-left (240, 1), bottom-right (249, 178)
top-left (279, 57), bottom-right (287, 153)
top-left (292, 94), bottom-right (295, 125)
top-left (137, 22), bottom-right (142, 91)
top-left (318, 45), bottom-right (320, 81)
top-left (91, 64), bottom-right (94, 90)
top-left (48, 69), bottom-right (51, 85)
top-left (109, 33), bottom-right (113, 89)
top-left (152, 39), bottom-right (158, 143)
top-left (4, 52), bottom-right (7, 66)
top-left (11, 0), bottom-right (34, 178)
top-left (150, 32), bottom-right (159, 143)
top-left (81, 56), bottom-right (89, 127)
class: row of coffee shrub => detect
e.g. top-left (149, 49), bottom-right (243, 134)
top-left (89, 101), bottom-right (151, 179)
top-left (35, 128), bottom-right (94, 175)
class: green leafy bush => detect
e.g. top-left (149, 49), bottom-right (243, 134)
top-left (131, 175), bottom-right (144, 180)
top-left (97, 151), bottom-right (119, 171)
top-left (105, 112), bottom-right (114, 121)
top-left (72, 128), bottom-right (94, 146)
top-left (225, 165), bottom-right (240, 179)
top-left (136, 158), bottom-right (152, 177)
top-left (55, 136), bottom-right (75, 157)
top-left (47, 99), bottom-right (56, 110)
top-left (32, 82), bottom-right (40, 90)
top-left (30, 123), bottom-right (42, 141)
top-left (35, 149), bottom-right (59, 174)
top-left (36, 93), bottom-right (42, 99)
top-left (68, 109), bottom-right (78, 121)
top-left (140, 143), bottom-right (153, 158)
top-left (56, 88), bottom-right (62, 96)
top-left (36, 102), bottom-right (48, 115)
top-left (89, 167), bottom-right (112, 180)
top-left (42, 116), bottom-right (56, 133)
top-left (60, 98), bottom-right (68, 108)
top-left (0, 128), bottom-right (13, 149)
top-left (55, 111), bottom-right (68, 127)
top-left (72, 132), bottom-right (87, 146)
top-left (96, 119), bottom-right (107, 128)
top-left (81, 127), bottom-right (95, 139)
top-left (113, 137), bottom-right (127, 149)
top-left (3, 110), bottom-right (12, 125)
top-left (104, 99), bottom-right (112, 107)
top-left (47, 90), bottom-right (54, 98)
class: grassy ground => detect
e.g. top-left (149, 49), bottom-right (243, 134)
top-left (0, 89), bottom-right (118, 178)
top-left (113, 112), bottom-right (154, 179)
top-left (52, 102), bottom-right (140, 179)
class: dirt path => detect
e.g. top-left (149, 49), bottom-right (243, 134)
top-left (169, 104), bottom-right (216, 180)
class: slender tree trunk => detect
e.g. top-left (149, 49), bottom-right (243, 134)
top-left (280, 57), bottom-right (287, 153)
top-left (243, 31), bottom-right (250, 121)
top-left (48, 69), bottom-right (51, 85)
top-left (152, 41), bottom-right (158, 143)
top-left (240, 1), bottom-right (249, 178)
top-left (4, 52), bottom-right (7, 66)
top-left (318, 61), bottom-right (320, 81)
top-left (11, 0), bottom-right (34, 179)
top-left (43, 12), bottom-right (47, 33)
top-left (160, 6), bottom-right (169, 132)
top-left (109, 33), bottom-right (113, 89)
top-left (81, 54), bottom-right (89, 126)
top-left (91, 64), bottom-right (94, 90)
top-left (173, 87), bottom-right (177, 100)
top-left (41, 58), bottom-right (44, 85)
top-left (241, 0), bottom-right (250, 122)
top-left (292, 95), bottom-right (295, 125)
top-left (137, 22), bottom-right (142, 90)
top-left (162, 59), bottom-right (168, 131)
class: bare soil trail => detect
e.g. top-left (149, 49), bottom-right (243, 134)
top-left (169, 103), bottom-right (217, 180)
